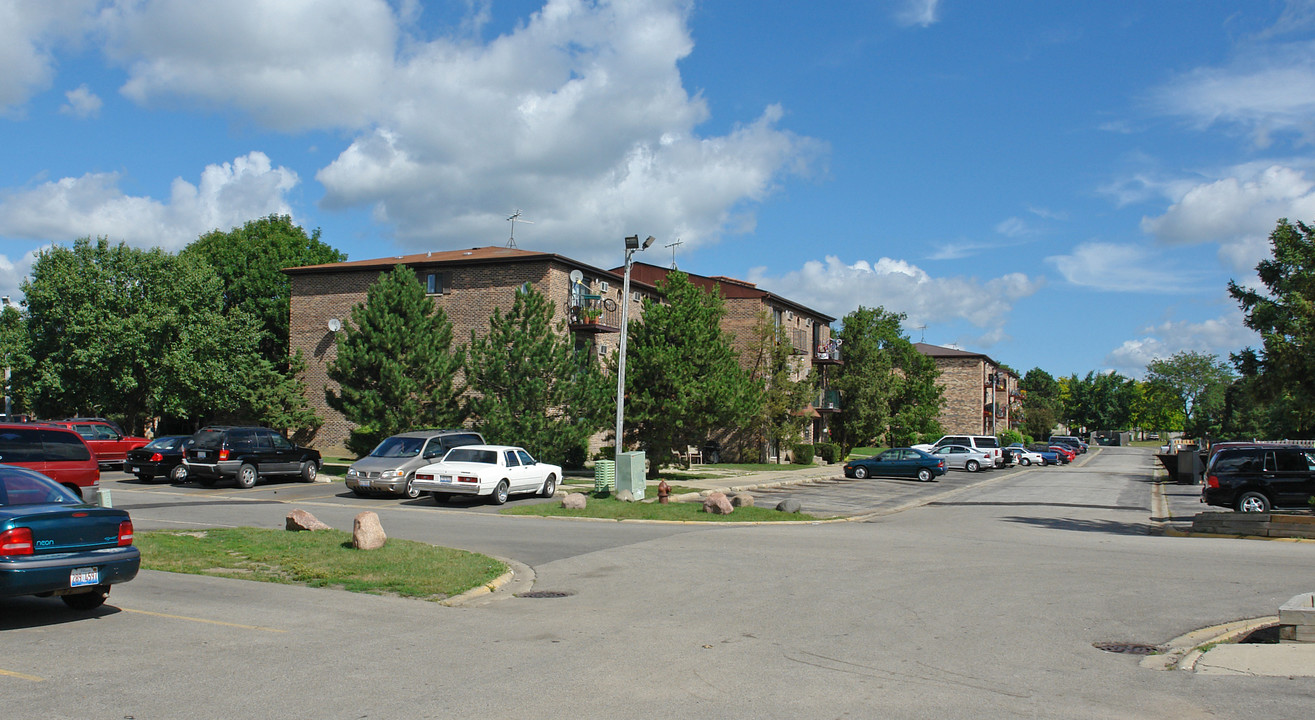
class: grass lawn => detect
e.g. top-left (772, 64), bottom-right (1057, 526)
top-left (137, 528), bottom-right (506, 600)
top-left (501, 494), bottom-right (829, 522)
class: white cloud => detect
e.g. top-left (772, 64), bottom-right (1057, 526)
top-left (0, 1), bottom-right (97, 116)
top-left (1140, 162), bottom-right (1315, 272)
top-left (894, 0), bottom-right (941, 28)
top-left (995, 217), bottom-right (1031, 237)
top-left (0, 247), bottom-right (42, 306)
top-left (86, 0), bottom-right (822, 264)
top-left (1047, 242), bottom-right (1210, 293)
top-left (746, 255), bottom-right (1042, 338)
top-left (1104, 309), bottom-right (1258, 375)
top-left (59, 84), bottom-right (102, 118)
top-left (1151, 39), bottom-right (1315, 146)
top-left (0, 152), bottom-right (298, 251)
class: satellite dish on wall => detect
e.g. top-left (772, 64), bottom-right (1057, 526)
top-left (569, 270), bottom-right (583, 284)
top-left (327, 318), bottom-right (342, 333)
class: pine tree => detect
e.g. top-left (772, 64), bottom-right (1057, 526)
top-left (623, 271), bottom-right (757, 474)
top-left (464, 285), bottom-right (610, 465)
top-left (326, 266), bottom-right (465, 457)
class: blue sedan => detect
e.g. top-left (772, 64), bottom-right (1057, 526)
top-left (0, 465), bottom-right (140, 610)
top-left (843, 448), bottom-right (947, 482)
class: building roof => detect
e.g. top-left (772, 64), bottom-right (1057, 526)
top-left (619, 262), bottom-right (836, 323)
top-left (913, 342), bottom-right (1016, 377)
top-left (284, 246), bottom-right (648, 290)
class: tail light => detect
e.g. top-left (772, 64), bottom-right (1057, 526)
top-left (219, 449), bottom-right (230, 460)
top-left (117, 520), bottom-right (134, 546)
top-left (415, 473), bottom-right (433, 481)
top-left (0, 527), bottom-right (34, 556)
top-left (1206, 475), bottom-right (1219, 489)
top-left (937, 460), bottom-right (945, 469)
top-left (150, 452), bottom-right (163, 462)
top-left (457, 475), bottom-right (479, 483)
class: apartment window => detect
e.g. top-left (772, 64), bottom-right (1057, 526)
top-left (425, 272), bottom-right (449, 295)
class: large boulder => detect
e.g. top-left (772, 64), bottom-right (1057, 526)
top-left (562, 493), bottom-right (588, 509)
top-left (352, 511), bottom-right (387, 550)
top-left (285, 509), bottom-right (332, 532)
top-left (615, 489), bottom-right (635, 503)
top-left (731, 493), bottom-right (755, 508)
top-left (703, 492), bottom-right (734, 515)
top-left (776, 498), bottom-right (803, 514)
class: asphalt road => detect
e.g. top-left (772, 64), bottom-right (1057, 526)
top-left (4, 446), bottom-right (1312, 719)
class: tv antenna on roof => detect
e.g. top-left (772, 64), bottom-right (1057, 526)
top-left (913, 324), bottom-right (927, 343)
top-left (506, 210), bottom-right (533, 248)
top-left (664, 238), bottom-right (683, 269)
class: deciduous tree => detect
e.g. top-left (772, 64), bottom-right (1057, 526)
top-left (744, 313), bottom-right (815, 464)
top-left (1145, 351), bottom-right (1234, 439)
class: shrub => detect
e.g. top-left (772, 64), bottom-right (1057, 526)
top-left (997, 429), bottom-right (1024, 447)
top-left (813, 442), bottom-right (840, 463)
top-left (792, 443), bottom-right (815, 465)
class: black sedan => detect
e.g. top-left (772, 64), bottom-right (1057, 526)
top-left (0, 464), bottom-right (139, 610)
top-left (126, 435), bottom-right (194, 483)
top-left (843, 448), bottom-right (947, 482)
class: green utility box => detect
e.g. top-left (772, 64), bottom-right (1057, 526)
top-left (615, 451), bottom-right (646, 500)
top-left (594, 460), bottom-right (615, 493)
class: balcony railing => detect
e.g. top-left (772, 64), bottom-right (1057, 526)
top-left (567, 294), bottom-right (621, 333)
top-left (816, 389), bottom-right (841, 412)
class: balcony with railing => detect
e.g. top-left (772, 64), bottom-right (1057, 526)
top-left (815, 389), bottom-right (841, 413)
top-left (567, 294), bottom-right (621, 334)
top-left (813, 338), bottom-right (843, 365)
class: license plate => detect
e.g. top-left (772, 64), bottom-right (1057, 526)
top-left (70, 567), bottom-right (99, 587)
top-left (440, 475), bottom-right (453, 483)
top-left (128, 466), bottom-right (139, 473)
top-left (196, 451), bottom-right (207, 458)
top-left (358, 480), bottom-right (371, 488)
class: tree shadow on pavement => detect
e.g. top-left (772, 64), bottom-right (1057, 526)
top-left (1002, 515), bottom-right (1151, 536)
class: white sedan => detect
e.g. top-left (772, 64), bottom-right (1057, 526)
top-left (1008, 447), bottom-right (1046, 466)
top-left (412, 445), bottom-right (561, 505)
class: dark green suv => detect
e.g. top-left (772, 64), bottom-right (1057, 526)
top-left (182, 426), bottom-right (321, 489)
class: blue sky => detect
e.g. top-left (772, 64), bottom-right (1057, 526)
top-left (2, 1), bottom-right (1312, 379)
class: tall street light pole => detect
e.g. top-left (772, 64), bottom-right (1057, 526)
top-left (614, 235), bottom-right (654, 456)
top-left (1, 296), bottom-right (10, 419)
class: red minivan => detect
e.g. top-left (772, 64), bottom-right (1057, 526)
top-left (0, 423), bottom-right (100, 501)
top-left (42, 420), bottom-right (149, 469)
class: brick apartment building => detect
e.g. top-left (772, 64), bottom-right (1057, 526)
top-left (284, 248), bottom-right (836, 459)
top-left (624, 262), bottom-right (838, 460)
top-left (912, 342), bottom-right (1019, 436)
top-left (285, 246), bottom-right (660, 453)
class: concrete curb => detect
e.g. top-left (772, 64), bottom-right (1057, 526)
top-left (1140, 616), bottom-right (1279, 672)
top-left (439, 556), bottom-right (536, 607)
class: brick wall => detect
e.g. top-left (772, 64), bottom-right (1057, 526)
top-left (927, 357), bottom-right (1017, 436)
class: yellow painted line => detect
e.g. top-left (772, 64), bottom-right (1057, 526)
top-left (121, 608), bottom-right (286, 633)
top-left (0, 668), bottom-right (44, 682)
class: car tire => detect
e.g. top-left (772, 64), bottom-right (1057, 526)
top-left (1020, 458), bottom-right (1031, 466)
top-left (853, 466), bottom-right (869, 479)
top-left (235, 463), bottom-right (258, 489)
top-left (491, 480), bottom-right (510, 505)
top-left (916, 468), bottom-right (932, 482)
top-left (432, 492), bottom-right (451, 503)
top-left (540, 474), bottom-right (558, 498)
top-left (299, 461), bottom-right (317, 483)
top-left (402, 475), bottom-right (421, 499)
top-left (169, 464), bottom-right (188, 483)
top-left (62, 586), bottom-right (109, 611)
top-left (1236, 491), bottom-right (1271, 513)
top-left (966, 460), bottom-right (979, 473)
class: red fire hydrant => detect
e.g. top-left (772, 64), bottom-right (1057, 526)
top-left (657, 480), bottom-right (671, 504)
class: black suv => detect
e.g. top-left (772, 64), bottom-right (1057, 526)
top-left (1202, 445), bottom-right (1315, 512)
top-left (183, 426), bottom-right (321, 489)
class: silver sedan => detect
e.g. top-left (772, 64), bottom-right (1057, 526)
top-left (930, 444), bottom-right (992, 472)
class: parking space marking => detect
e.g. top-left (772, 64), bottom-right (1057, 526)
top-left (122, 608), bottom-right (286, 633)
top-left (0, 668), bottom-right (45, 682)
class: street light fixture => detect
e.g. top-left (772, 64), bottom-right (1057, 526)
top-left (614, 236), bottom-right (654, 491)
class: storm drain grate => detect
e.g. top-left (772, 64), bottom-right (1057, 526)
top-left (1093, 642), bottom-right (1161, 655)
top-left (517, 590), bottom-right (575, 599)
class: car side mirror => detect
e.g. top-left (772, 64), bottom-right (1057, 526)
top-left (424, 449), bottom-right (441, 459)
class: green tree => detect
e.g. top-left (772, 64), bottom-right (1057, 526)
top-left (1145, 351), bottom-right (1235, 439)
top-left (830, 307), bottom-right (939, 453)
top-left (326, 265), bottom-right (465, 457)
top-left (1130, 380), bottom-right (1184, 437)
top-left (20, 237), bottom-right (288, 434)
top-left (1065, 371), bottom-right (1136, 432)
top-left (745, 313), bottom-right (814, 464)
top-left (1019, 368), bottom-right (1060, 439)
top-left (0, 299), bottom-right (30, 415)
top-left (623, 271), bottom-right (758, 475)
top-left (1228, 218), bottom-right (1315, 435)
top-left (182, 214), bottom-right (346, 365)
top-left (464, 285), bottom-right (611, 466)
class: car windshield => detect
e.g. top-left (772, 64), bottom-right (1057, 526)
top-left (369, 436), bottom-right (426, 458)
top-left (144, 436), bottom-right (185, 450)
top-left (444, 448), bottom-right (498, 464)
